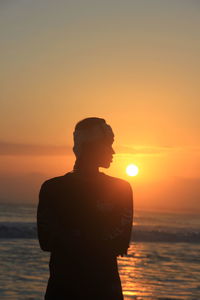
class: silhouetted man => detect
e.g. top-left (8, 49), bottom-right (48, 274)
top-left (37, 117), bottom-right (133, 300)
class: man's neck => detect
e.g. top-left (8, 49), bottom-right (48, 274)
top-left (73, 160), bottom-right (100, 175)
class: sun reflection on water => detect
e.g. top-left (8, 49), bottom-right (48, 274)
top-left (117, 242), bottom-right (200, 299)
top-left (118, 243), bottom-right (154, 299)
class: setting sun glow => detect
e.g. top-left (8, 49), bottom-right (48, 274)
top-left (126, 164), bottom-right (139, 177)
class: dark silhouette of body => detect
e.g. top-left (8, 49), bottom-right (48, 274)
top-left (37, 118), bottom-right (133, 300)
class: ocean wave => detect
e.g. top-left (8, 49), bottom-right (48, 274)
top-left (132, 229), bottom-right (200, 243)
top-left (0, 222), bottom-right (37, 238)
top-left (0, 222), bottom-right (200, 243)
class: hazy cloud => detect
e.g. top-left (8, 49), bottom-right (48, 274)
top-left (0, 141), bottom-right (72, 156)
top-left (116, 145), bottom-right (175, 155)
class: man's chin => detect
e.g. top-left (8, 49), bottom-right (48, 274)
top-left (100, 161), bottom-right (112, 169)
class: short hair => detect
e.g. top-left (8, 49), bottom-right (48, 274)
top-left (74, 117), bottom-right (106, 131)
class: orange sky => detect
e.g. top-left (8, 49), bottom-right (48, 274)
top-left (1, 1), bottom-right (200, 212)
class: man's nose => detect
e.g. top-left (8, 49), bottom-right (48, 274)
top-left (111, 147), bottom-right (115, 154)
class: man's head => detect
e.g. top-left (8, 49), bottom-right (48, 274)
top-left (73, 117), bottom-right (115, 168)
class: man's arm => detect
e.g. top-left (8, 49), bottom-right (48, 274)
top-left (37, 181), bottom-right (55, 252)
top-left (109, 182), bottom-right (134, 256)
top-left (118, 182), bottom-right (133, 256)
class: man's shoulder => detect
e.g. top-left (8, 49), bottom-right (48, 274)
top-left (102, 173), bottom-right (132, 190)
top-left (40, 172), bottom-right (72, 190)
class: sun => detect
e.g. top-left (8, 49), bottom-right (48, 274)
top-left (126, 164), bottom-right (139, 176)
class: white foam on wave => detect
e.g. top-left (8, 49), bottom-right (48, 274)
top-left (0, 222), bottom-right (200, 242)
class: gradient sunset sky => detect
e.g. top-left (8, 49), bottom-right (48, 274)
top-left (1, 1), bottom-right (199, 211)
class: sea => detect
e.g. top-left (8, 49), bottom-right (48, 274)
top-left (0, 203), bottom-right (200, 300)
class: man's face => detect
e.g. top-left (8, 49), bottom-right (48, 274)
top-left (93, 142), bottom-right (115, 168)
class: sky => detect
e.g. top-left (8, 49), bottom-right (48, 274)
top-left (1, 0), bottom-right (200, 211)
